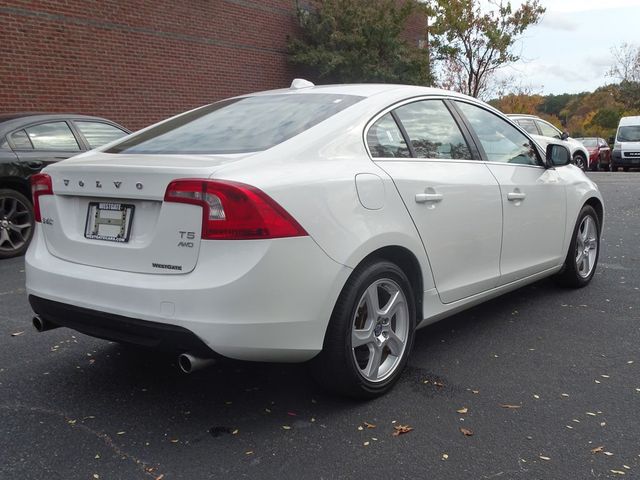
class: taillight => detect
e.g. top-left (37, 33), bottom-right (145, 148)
top-left (31, 173), bottom-right (53, 223)
top-left (164, 179), bottom-right (307, 240)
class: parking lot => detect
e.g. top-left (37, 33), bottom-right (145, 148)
top-left (0, 172), bottom-right (638, 480)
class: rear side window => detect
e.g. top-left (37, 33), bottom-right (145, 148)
top-left (367, 113), bottom-right (410, 158)
top-left (515, 118), bottom-right (539, 135)
top-left (106, 94), bottom-right (364, 154)
top-left (10, 130), bottom-right (33, 150)
top-left (75, 121), bottom-right (128, 148)
top-left (25, 122), bottom-right (80, 150)
top-left (394, 100), bottom-right (472, 160)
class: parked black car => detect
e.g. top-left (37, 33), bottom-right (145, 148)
top-left (0, 113), bottom-right (130, 258)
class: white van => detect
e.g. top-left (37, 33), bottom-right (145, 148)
top-left (612, 116), bottom-right (640, 171)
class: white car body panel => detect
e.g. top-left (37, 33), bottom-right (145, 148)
top-left (25, 84), bottom-right (604, 362)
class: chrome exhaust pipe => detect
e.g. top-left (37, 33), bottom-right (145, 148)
top-left (178, 353), bottom-right (216, 374)
top-left (32, 315), bottom-right (60, 332)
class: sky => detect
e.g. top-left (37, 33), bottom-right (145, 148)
top-left (490, 0), bottom-right (640, 95)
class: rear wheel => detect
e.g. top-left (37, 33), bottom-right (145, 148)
top-left (0, 189), bottom-right (34, 259)
top-left (311, 260), bottom-right (416, 398)
top-left (556, 205), bottom-right (600, 288)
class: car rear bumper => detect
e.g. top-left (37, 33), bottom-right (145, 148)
top-left (26, 227), bottom-right (351, 362)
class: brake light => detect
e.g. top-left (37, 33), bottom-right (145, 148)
top-left (164, 179), bottom-right (307, 240)
top-left (31, 173), bottom-right (53, 223)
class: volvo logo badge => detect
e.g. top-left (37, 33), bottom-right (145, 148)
top-left (136, 182), bottom-right (143, 190)
top-left (114, 181), bottom-right (122, 189)
top-left (79, 180), bottom-right (85, 187)
top-left (96, 181), bottom-right (102, 188)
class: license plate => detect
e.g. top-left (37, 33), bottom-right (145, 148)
top-left (84, 202), bottom-right (135, 242)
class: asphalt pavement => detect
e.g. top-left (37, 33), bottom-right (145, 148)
top-left (1, 172), bottom-right (639, 480)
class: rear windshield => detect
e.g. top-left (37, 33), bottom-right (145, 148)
top-left (106, 94), bottom-right (363, 154)
top-left (618, 126), bottom-right (640, 142)
top-left (579, 138), bottom-right (597, 147)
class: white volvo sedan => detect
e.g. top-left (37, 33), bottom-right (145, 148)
top-left (26, 82), bottom-right (603, 397)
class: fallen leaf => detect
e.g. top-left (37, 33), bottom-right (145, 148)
top-left (605, 452), bottom-right (614, 456)
top-left (456, 407), bottom-right (468, 414)
top-left (116, 431), bottom-right (125, 435)
top-left (363, 441), bottom-right (370, 446)
top-left (561, 393), bottom-right (569, 397)
top-left (245, 451), bottom-right (253, 455)
top-left (357, 426), bottom-right (364, 431)
top-left (623, 465), bottom-right (631, 470)
top-left (610, 470), bottom-right (625, 475)
top-left (364, 422), bottom-right (376, 429)
top-left (433, 381), bottom-right (444, 388)
top-left (591, 446), bottom-right (604, 454)
top-left (500, 404), bottom-right (522, 409)
top-left (170, 439), bottom-right (178, 443)
top-left (459, 427), bottom-right (474, 436)
top-left (282, 425), bottom-right (291, 430)
top-left (232, 429), bottom-right (239, 435)
top-left (472, 390), bottom-right (479, 394)
top-left (442, 453), bottom-right (449, 460)
top-left (392, 425), bottom-right (414, 436)
top-left (155, 475), bottom-right (164, 480)
top-left (586, 412), bottom-right (597, 416)
top-left (11, 332), bottom-right (24, 337)
top-left (539, 456), bottom-right (551, 461)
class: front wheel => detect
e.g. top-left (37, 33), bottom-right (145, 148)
top-left (311, 260), bottom-right (416, 398)
top-left (573, 153), bottom-right (587, 171)
top-left (556, 205), bottom-right (600, 288)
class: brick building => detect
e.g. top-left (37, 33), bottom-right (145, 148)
top-left (0, 1), bottom-right (426, 131)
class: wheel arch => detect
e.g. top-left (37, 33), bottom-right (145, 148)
top-left (352, 245), bottom-right (425, 321)
top-left (0, 176), bottom-right (32, 203)
top-left (584, 196), bottom-right (604, 230)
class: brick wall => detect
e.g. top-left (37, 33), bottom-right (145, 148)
top-left (0, 1), bottom-right (425, 131)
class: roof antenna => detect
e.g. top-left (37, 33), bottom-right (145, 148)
top-left (290, 78), bottom-right (315, 89)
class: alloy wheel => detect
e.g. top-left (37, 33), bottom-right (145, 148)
top-left (351, 279), bottom-right (409, 383)
top-left (575, 215), bottom-right (598, 278)
top-left (0, 195), bottom-right (33, 255)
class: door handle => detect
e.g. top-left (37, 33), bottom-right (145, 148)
top-left (507, 191), bottom-right (526, 201)
top-left (415, 193), bottom-right (443, 203)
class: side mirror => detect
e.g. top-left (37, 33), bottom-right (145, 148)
top-left (560, 131), bottom-right (569, 141)
top-left (546, 143), bottom-right (571, 167)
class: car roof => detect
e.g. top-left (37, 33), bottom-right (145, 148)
top-left (619, 116), bottom-right (640, 126)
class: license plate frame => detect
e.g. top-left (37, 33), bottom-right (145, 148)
top-left (84, 202), bottom-right (135, 243)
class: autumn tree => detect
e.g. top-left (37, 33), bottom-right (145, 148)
top-left (287, 0), bottom-right (432, 85)
top-left (608, 43), bottom-right (640, 83)
top-left (428, 0), bottom-right (545, 98)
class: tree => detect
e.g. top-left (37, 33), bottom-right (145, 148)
top-left (607, 42), bottom-right (640, 83)
top-left (428, 0), bottom-right (545, 99)
top-left (287, 0), bottom-right (432, 85)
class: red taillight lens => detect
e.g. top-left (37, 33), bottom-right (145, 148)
top-left (164, 179), bottom-right (307, 240)
top-left (31, 173), bottom-right (53, 223)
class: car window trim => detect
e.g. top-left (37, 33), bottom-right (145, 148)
top-left (450, 100), bottom-right (545, 168)
top-left (363, 95), bottom-right (480, 162)
top-left (515, 118), bottom-right (541, 136)
top-left (535, 119), bottom-right (562, 138)
top-left (8, 120), bottom-right (82, 152)
top-left (389, 110), bottom-right (416, 158)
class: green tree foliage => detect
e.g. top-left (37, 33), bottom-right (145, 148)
top-left (287, 0), bottom-right (431, 85)
top-left (429, 0), bottom-right (545, 98)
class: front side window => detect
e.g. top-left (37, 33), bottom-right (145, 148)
top-left (580, 138), bottom-right (597, 148)
top-left (106, 94), bottom-right (363, 155)
top-left (394, 100), bottom-right (472, 160)
top-left (456, 102), bottom-right (540, 166)
top-left (367, 113), bottom-right (410, 158)
top-left (10, 130), bottom-right (33, 150)
top-left (536, 120), bottom-right (561, 139)
top-left (75, 121), bottom-right (128, 148)
top-left (515, 118), bottom-right (539, 135)
top-left (25, 122), bottom-right (80, 150)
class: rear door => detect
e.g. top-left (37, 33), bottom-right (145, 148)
top-left (10, 121), bottom-right (83, 170)
top-left (454, 101), bottom-right (567, 284)
top-left (369, 98), bottom-right (503, 304)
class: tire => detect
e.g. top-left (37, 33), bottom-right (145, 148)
top-left (311, 259), bottom-right (416, 398)
top-left (623, 167), bottom-right (630, 172)
top-left (556, 205), bottom-right (600, 288)
top-left (612, 163), bottom-right (618, 172)
top-left (573, 153), bottom-right (587, 171)
top-left (0, 189), bottom-right (35, 259)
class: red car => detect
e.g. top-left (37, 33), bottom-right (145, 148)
top-left (576, 137), bottom-right (611, 171)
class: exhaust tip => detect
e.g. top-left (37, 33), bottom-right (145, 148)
top-left (178, 353), bottom-right (215, 374)
top-left (32, 315), bottom-right (45, 332)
